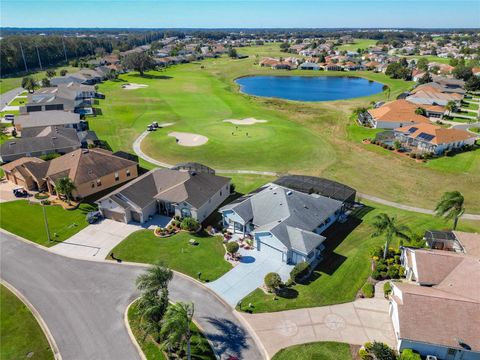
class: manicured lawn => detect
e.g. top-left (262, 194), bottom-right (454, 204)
top-left (469, 127), bottom-right (480, 134)
top-left (426, 147), bottom-right (480, 174)
top-left (8, 96), bottom-right (28, 106)
top-left (0, 201), bottom-right (96, 246)
top-left (239, 200), bottom-right (480, 313)
top-left (403, 55), bottom-right (452, 64)
top-left (0, 284), bottom-right (53, 360)
top-left (272, 342), bottom-right (352, 360)
top-left (0, 66), bottom-right (78, 94)
top-left (462, 101), bottom-right (479, 111)
top-left (108, 230), bottom-right (232, 282)
top-left (336, 39), bottom-right (377, 51)
top-left (88, 43), bottom-right (480, 212)
top-left (128, 300), bottom-right (215, 360)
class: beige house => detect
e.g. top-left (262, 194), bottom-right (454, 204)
top-left (97, 165), bottom-right (231, 223)
top-left (1, 148), bottom-right (138, 199)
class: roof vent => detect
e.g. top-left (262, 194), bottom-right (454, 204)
top-left (9, 142), bottom-right (16, 145)
top-left (304, 205), bottom-right (308, 209)
top-left (51, 136), bottom-right (57, 140)
top-left (286, 190), bottom-right (293, 196)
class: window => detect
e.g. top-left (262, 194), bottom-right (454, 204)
top-left (96, 179), bottom-right (102, 186)
top-left (114, 172), bottom-right (119, 181)
top-left (126, 169), bottom-right (131, 177)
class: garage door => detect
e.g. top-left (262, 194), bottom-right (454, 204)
top-left (257, 241), bottom-right (284, 262)
top-left (102, 209), bottom-right (126, 223)
top-left (131, 212), bottom-right (142, 223)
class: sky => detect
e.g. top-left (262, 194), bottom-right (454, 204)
top-left (1, 0), bottom-right (479, 29)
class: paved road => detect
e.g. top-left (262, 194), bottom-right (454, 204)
top-left (452, 121), bottom-right (480, 135)
top-left (0, 87), bottom-right (23, 111)
top-left (0, 232), bottom-right (264, 360)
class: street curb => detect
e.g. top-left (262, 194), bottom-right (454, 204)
top-left (233, 310), bottom-right (271, 360)
top-left (1, 279), bottom-right (62, 360)
top-left (124, 298), bottom-right (147, 360)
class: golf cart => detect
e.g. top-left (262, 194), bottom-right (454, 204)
top-left (12, 187), bottom-right (28, 198)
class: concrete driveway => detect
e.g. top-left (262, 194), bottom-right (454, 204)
top-left (0, 180), bottom-right (21, 203)
top-left (50, 215), bottom-right (171, 259)
top-left (239, 297), bottom-right (396, 358)
top-left (207, 248), bottom-right (293, 306)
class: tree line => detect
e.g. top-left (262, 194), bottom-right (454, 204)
top-left (0, 31), bottom-right (164, 76)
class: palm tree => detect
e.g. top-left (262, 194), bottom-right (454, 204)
top-left (435, 191), bottom-right (465, 230)
top-left (136, 288), bottom-right (169, 342)
top-left (160, 302), bottom-right (195, 360)
top-left (136, 264), bottom-right (173, 295)
top-left (372, 213), bottom-right (410, 259)
top-left (54, 177), bottom-right (76, 204)
top-left (445, 100), bottom-right (457, 116)
top-left (21, 76), bottom-right (36, 93)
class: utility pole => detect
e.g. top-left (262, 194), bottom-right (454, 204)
top-left (19, 42), bottom-right (28, 72)
top-left (42, 205), bottom-right (51, 243)
top-left (36, 45), bottom-right (43, 70)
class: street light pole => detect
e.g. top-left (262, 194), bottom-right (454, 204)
top-left (42, 205), bottom-right (51, 243)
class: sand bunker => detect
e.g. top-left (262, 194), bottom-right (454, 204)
top-left (122, 83), bottom-right (148, 90)
top-left (223, 117), bottom-right (268, 125)
top-left (168, 132), bottom-right (208, 147)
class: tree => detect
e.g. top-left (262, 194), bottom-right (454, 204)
top-left (60, 69), bottom-right (68, 76)
top-left (465, 75), bottom-right (480, 92)
top-left (452, 64), bottom-right (473, 81)
top-left (228, 47), bottom-right (238, 58)
top-left (160, 302), bottom-right (195, 360)
top-left (414, 107), bottom-right (426, 116)
top-left (135, 265), bottom-right (172, 341)
top-left (226, 241), bottom-right (239, 256)
top-left (393, 140), bottom-right (402, 150)
top-left (279, 42), bottom-right (290, 52)
top-left (46, 69), bottom-right (56, 78)
top-left (416, 57), bottom-right (429, 72)
top-left (435, 191), bottom-right (465, 230)
top-left (21, 76), bottom-right (36, 93)
top-left (180, 217), bottom-right (200, 232)
top-left (122, 52), bottom-right (156, 76)
top-left (371, 213), bottom-right (410, 259)
top-left (95, 47), bottom-right (106, 57)
top-left (445, 100), bottom-right (457, 116)
top-left (418, 71), bottom-right (432, 84)
top-left (41, 77), bottom-right (51, 87)
top-left (54, 177), bottom-right (76, 204)
top-left (264, 272), bottom-right (282, 293)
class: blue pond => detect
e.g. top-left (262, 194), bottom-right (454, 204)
top-left (235, 75), bottom-right (384, 102)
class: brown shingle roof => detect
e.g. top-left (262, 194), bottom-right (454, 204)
top-left (453, 231), bottom-right (480, 258)
top-left (395, 123), bottom-right (475, 145)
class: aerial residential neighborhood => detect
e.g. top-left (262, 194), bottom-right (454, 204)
top-left (0, 2), bottom-right (479, 360)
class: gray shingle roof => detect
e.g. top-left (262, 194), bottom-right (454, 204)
top-left (15, 111), bottom-right (81, 129)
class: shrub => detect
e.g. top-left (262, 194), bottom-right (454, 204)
top-left (383, 282), bottom-right (392, 297)
top-left (361, 282), bottom-right (375, 298)
top-left (445, 149), bottom-right (453, 157)
top-left (180, 217), bottom-right (200, 232)
top-left (290, 262), bottom-right (310, 282)
top-left (41, 199), bottom-right (51, 205)
top-left (409, 152), bottom-right (415, 158)
top-left (387, 266), bottom-right (400, 279)
top-left (264, 272), bottom-right (282, 293)
top-left (359, 348), bottom-right (373, 360)
top-left (371, 269), bottom-right (383, 280)
top-left (400, 349), bottom-right (421, 360)
top-left (369, 341), bottom-right (397, 360)
top-left (34, 193), bottom-right (49, 200)
top-left (226, 241), bottom-right (239, 255)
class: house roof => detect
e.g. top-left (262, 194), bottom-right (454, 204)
top-left (0, 126), bottom-right (81, 157)
top-left (44, 148), bottom-right (136, 185)
top-left (99, 167), bottom-right (230, 211)
top-left (14, 111), bottom-right (81, 129)
top-left (367, 100), bottom-right (431, 124)
top-left (394, 123), bottom-right (475, 145)
top-left (220, 183), bottom-right (343, 254)
top-left (453, 231), bottom-right (480, 258)
top-left (1, 157), bottom-right (45, 172)
top-left (394, 282), bottom-right (480, 352)
top-left (412, 249), bottom-right (465, 285)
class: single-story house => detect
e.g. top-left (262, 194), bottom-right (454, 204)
top-left (299, 62), bottom-right (321, 70)
top-left (97, 166), bottom-right (231, 224)
top-left (0, 126), bottom-right (83, 163)
top-left (220, 176), bottom-right (356, 265)
top-left (1, 148), bottom-right (138, 199)
top-left (390, 247), bottom-right (480, 359)
top-left (361, 100), bottom-right (431, 129)
top-left (13, 111), bottom-right (84, 132)
top-left (393, 123), bottom-right (476, 154)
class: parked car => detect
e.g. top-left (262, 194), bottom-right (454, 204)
top-left (12, 187), bottom-right (28, 197)
top-left (86, 211), bottom-right (103, 224)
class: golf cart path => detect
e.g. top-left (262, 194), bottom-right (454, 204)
top-left (133, 131), bottom-right (480, 220)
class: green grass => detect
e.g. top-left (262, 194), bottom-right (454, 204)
top-left (0, 66), bottom-right (78, 94)
top-left (272, 341), bottom-right (352, 360)
top-left (361, 282), bottom-right (375, 298)
top-left (239, 200), bottom-right (480, 313)
top-left (128, 300), bottom-right (215, 360)
top-left (462, 101), bottom-right (479, 111)
top-left (403, 55), bottom-right (452, 64)
top-left (8, 96), bottom-right (28, 107)
top-left (0, 284), bottom-right (53, 360)
top-left (0, 201), bottom-right (96, 246)
top-left (336, 39), bottom-right (377, 51)
top-left (87, 43), bottom-right (479, 212)
top-left (469, 127), bottom-right (480, 134)
top-left (108, 230), bottom-right (231, 282)
top-left (425, 147), bottom-right (480, 174)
